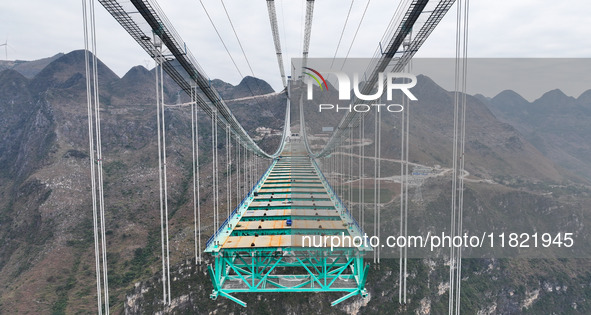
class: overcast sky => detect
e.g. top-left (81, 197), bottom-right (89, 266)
top-left (1, 0), bottom-right (590, 100)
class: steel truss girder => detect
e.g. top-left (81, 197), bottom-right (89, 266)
top-left (99, 0), bottom-right (285, 158)
top-left (208, 248), bottom-right (368, 307)
top-left (308, 0), bottom-right (456, 158)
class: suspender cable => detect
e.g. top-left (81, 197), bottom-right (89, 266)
top-left (338, 148), bottom-right (341, 198)
top-left (191, 86), bottom-right (202, 264)
top-left (235, 137), bottom-right (239, 205)
top-left (238, 140), bottom-right (242, 198)
top-left (82, 0), bottom-right (108, 312)
top-left (237, 139), bottom-right (240, 200)
top-left (191, 88), bottom-right (197, 262)
top-left (373, 108), bottom-right (378, 263)
top-left (358, 120), bottom-right (362, 224)
top-left (226, 125), bottom-right (230, 218)
top-left (154, 44), bottom-right (171, 305)
top-left (252, 151), bottom-right (254, 188)
top-left (450, 1), bottom-right (469, 313)
top-left (244, 142), bottom-right (246, 196)
top-left (241, 144), bottom-right (244, 195)
top-left (253, 152), bottom-right (256, 187)
top-left (377, 104), bottom-right (382, 263)
top-left (404, 67), bottom-right (410, 304)
top-left (88, 0), bottom-right (111, 310)
top-left (211, 109), bottom-right (217, 233)
top-left (396, 34), bottom-right (413, 304)
top-left (361, 114), bottom-right (365, 230)
top-left (155, 47), bottom-right (165, 305)
top-left (248, 150), bottom-right (251, 190)
top-left (215, 110), bottom-right (220, 232)
top-left (449, 1), bottom-right (460, 312)
top-left (342, 146), bottom-right (345, 201)
top-left (246, 149), bottom-right (249, 190)
top-left (349, 128), bottom-right (353, 211)
top-left (332, 150), bottom-right (336, 187)
top-left (398, 98), bottom-right (403, 304)
top-left (243, 142), bottom-right (247, 196)
top-left (159, 51), bottom-right (172, 305)
top-left (455, 10), bottom-right (469, 311)
top-left (340, 148), bottom-right (343, 197)
top-left (399, 88), bottom-right (405, 304)
top-left (229, 133), bottom-right (233, 215)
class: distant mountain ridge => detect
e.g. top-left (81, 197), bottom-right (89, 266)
top-left (0, 49), bottom-right (286, 313)
top-left (0, 53), bottom-right (64, 79)
top-left (484, 87), bottom-right (591, 181)
top-left (0, 50), bottom-right (590, 314)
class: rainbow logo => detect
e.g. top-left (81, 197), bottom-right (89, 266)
top-left (303, 67), bottom-right (329, 91)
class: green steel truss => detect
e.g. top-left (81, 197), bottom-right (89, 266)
top-left (206, 143), bottom-right (369, 307)
top-left (208, 248), bottom-right (368, 307)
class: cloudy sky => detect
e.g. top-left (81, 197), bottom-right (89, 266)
top-left (1, 0), bottom-right (590, 99)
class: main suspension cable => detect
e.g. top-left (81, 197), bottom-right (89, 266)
top-left (341, 0), bottom-right (372, 69)
top-left (330, 0), bottom-right (355, 69)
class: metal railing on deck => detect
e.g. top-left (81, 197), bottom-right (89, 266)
top-left (205, 158), bottom-right (278, 249)
top-left (311, 158), bottom-right (363, 235)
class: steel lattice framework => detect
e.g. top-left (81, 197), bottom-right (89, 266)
top-left (205, 142), bottom-right (369, 307)
top-left (99, 0), bottom-right (287, 158)
top-left (306, 0), bottom-right (457, 158)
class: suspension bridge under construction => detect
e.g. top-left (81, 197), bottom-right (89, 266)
top-left (205, 141), bottom-right (370, 306)
top-left (82, 0), bottom-right (470, 312)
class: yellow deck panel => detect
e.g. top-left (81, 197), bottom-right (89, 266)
top-left (249, 200), bottom-right (334, 207)
top-left (265, 179), bottom-right (321, 183)
top-left (241, 208), bottom-right (338, 217)
top-left (234, 220), bottom-right (287, 230)
top-left (266, 176), bottom-right (319, 179)
top-left (222, 235), bottom-right (357, 249)
top-left (292, 220), bottom-right (346, 229)
top-left (249, 201), bottom-right (295, 207)
top-left (222, 235), bottom-right (289, 248)
top-left (290, 209), bottom-right (339, 216)
top-left (291, 235), bottom-right (357, 248)
top-left (242, 209), bottom-right (291, 217)
top-left (268, 171), bottom-right (315, 173)
top-left (262, 184), bottom-right (324, 188)
top-left (215, 146), bottom-right (362, 250)
top-left (253, 193), bottom-right (330, 199)
top-left (253, 193), bottom-right (291, 199)
top-left (233, 220), bottom-right (344, 231)
top-left (258, 188), bottom-right (291, 193)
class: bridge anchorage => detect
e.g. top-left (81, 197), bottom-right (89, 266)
top-left (205, 142), bottom-right (370, 307)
